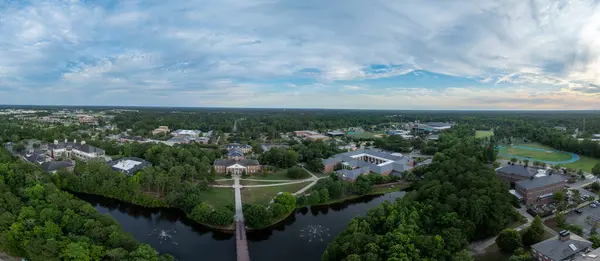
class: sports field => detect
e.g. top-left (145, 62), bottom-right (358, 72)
top-left (498, 142), bottom-right (600, 172)
top-left (348, 131), bottom-right (386, 139)
top-left (497, 143), bottom-right (578, 164)
top-left (475, 130), bottom-right (494, 138)
top-left (564, 155), bottom-right (600, 173)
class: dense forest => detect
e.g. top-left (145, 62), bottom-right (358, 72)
top-left (52, 143), bottom-right (233, 227)
top-left (0, 148), bottom-right (172, 261)
top-left (322, 126), bottom-right (518, 261)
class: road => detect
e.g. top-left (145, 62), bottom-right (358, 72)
top-left (468, 207), bottom-right (556, 255)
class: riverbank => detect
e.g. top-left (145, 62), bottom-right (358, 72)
top-left (248, 182), bottom-right (413, 230)
top-left (67, 189), bottom-right (235, 231)
top-left (298, 182), bottom-right (412, 208)
top-left (69, 181), bottom-right (411, 233)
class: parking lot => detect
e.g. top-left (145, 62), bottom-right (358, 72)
top-left (565, 203), bottom-right (600, 236)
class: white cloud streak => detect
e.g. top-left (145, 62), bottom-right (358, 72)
top-left (0, 0), bottom-right (599, 108)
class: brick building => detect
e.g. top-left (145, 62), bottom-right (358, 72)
top-left (515, 174), bottom-right (567, 205)
top-left (496, 165), bottom-right (538, 182)
top-left (213, 159), bottom-right (261, 175)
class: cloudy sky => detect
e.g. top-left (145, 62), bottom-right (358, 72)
top-left (1, 0), bottom-right (600, 109)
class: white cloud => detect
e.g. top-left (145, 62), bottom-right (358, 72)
top-left (1, 0), bottom-right (599, 107)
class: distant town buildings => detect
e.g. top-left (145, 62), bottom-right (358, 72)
top-left (226, 143), bottom-right (252, 153)
top-left (294, 130), bottom-right (329, 141)
top-left (171, 129), bottom-right (202, 137)
top-left (152, 126), bottom-right (170, 135)
top-left (261, 143), bottom-right (290, 152)
top-left (77, 115), bottom-right (96, 124)
top-left (554, 126), bottom-right (567, 131)
top-left (326, 131), bottom-right (345, 137)
top-left (108, 157), bottom-right (152, 176)
top-left (531, 230), bottom-right (591, 261)
top-left (47, 139), bottom-right (105, 161)
top-left (323, 149), bottom-right (414, 181)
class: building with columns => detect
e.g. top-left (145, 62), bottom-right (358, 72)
top-left (213, 159), bottom-right (261, 175)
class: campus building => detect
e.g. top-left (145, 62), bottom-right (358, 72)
top-left (261, 143), bottom-right (290, 152)
top-left (294, 130), bottom-right (330, 141)
top-left (515, 174), bottom-right (567, 205)
top-left (171, 129), bottom-right (202, 137)
top-left (228, 149), bottom-right (245, 160)
top-left (495, 165), bottom-right (540, 182)
top-left (226, 143), bottom-right (252, 153)
top-left (47, 140), bottom-right (105, 161)
top-left (108, 157), bottom-right (152, 176)
top-left (152, 126), bottom-right (170, 135)
top-left (77, 115), bottom-right (96, 124)
top-left (323, 149), bottom-right (414, 181)
top-left (213, 159), bottom-right (262, 175)
top-left (531, 230), bottom-right (591, 261)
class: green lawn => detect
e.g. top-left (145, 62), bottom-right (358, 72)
top-left (498, 145), bottom-right (573, 162)
top-left (240, 180), bottom-right (291, 186)
top-left (197, 187), bottom-right (235, 208)
top-left (246, 169), bottom-right (308, 180)
top-left (564, 155), bottom-right (600, 173)
top-left (241, 181), bottom-right (311, 205)
top-left (213, 180), bottom-right (233, 186)
top-left (475, 130), bottom-right (494, 138)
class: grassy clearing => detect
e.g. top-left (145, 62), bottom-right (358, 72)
top-left (475, 130), bottom-right (494, 138)
top-left (498, 145), bottom-right (572, 162)
top-left (241, 181), bottom-right (312, 205)
top-left (197, 187), bottom-right (235, 208)
top-left (246, 169), bottom-right (307, 180)
top-left (564, 155), bottom-right (600, 173)
top-left (239, 180), bottom-right (292, 186)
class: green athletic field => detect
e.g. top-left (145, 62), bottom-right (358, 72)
top-left (475, 130), bottom-right (494, 138)
top-left (498, 144), bottom-right (572, 162)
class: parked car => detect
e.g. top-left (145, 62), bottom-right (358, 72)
top-left (575, 209), bottom-right (583, 214)
top-left (591, 203), bottom-right (597, 208)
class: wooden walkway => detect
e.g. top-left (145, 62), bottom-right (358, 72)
top-left (233, 177), bottom-right (251, 261)
top-left (236, 221), bottom-right (250, 261)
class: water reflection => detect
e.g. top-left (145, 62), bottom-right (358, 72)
top-left (76, 191), bottom-right (405, 261)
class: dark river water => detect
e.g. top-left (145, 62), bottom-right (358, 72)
top-left (77, 191), bottom-right (405, 261)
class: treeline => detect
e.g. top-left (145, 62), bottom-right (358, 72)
top-left (297, 173), bottom-right (402, 206)
top-left (496, 125), bottom-right (600, 159)
top-left (0, 148), bottom-right (172, 261)
top-left (242, 193), bottom-right (297, 228)
top-left (52, 143), bottom-right (234, 227)
top-left (322, 128), bottom-right (517, 260)
top-left (291, 140), bottom-right (339, 171)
